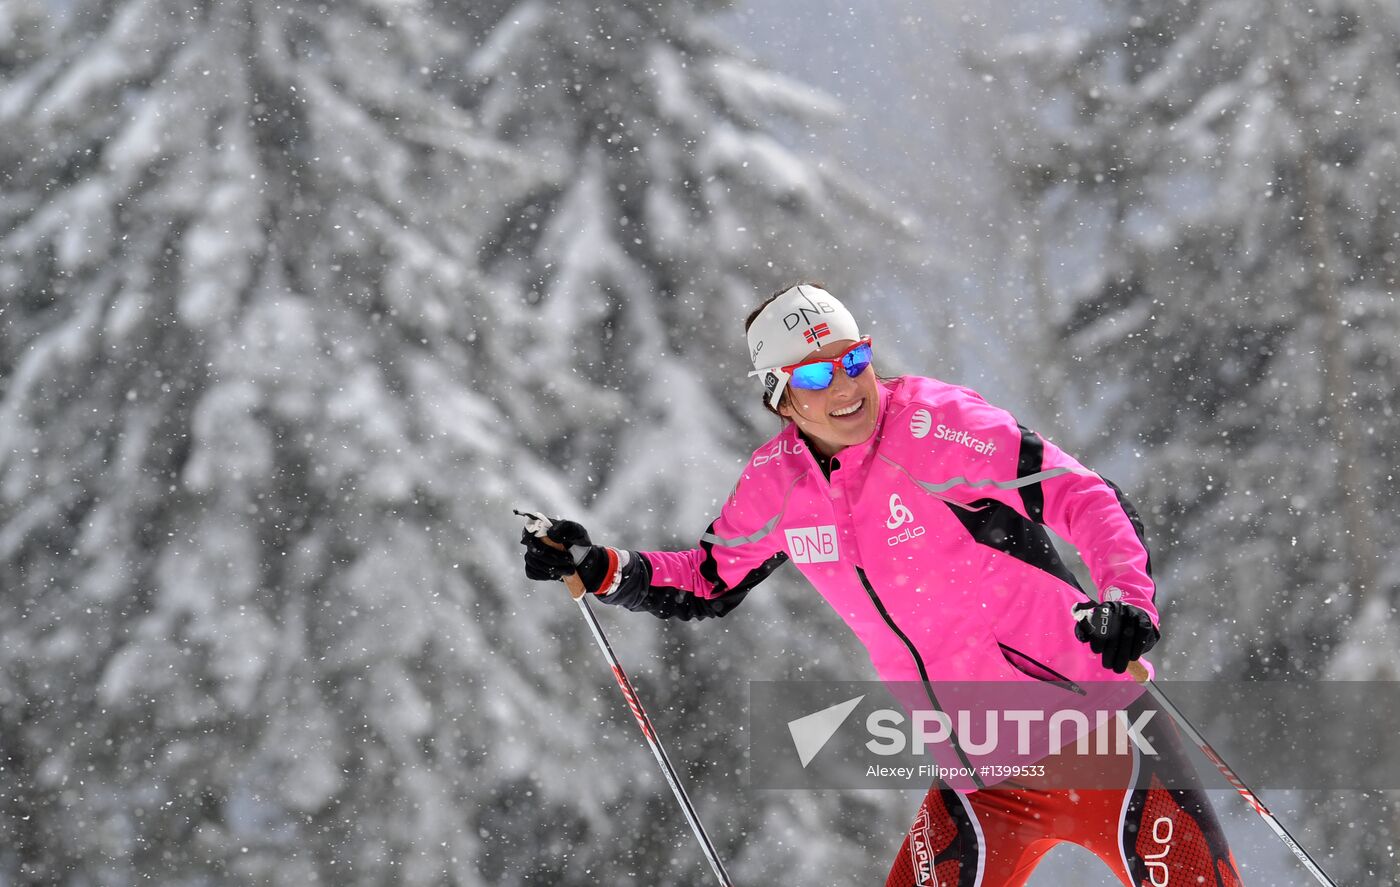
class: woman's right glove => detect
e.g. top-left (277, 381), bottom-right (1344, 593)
top-left (1072, 598), bottom-right (1159, 675)
top-left (519, 515), bottom-right (616, 595)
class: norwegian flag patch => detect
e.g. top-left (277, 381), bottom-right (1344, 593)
top-left (803, 323), bottom-right (831, 344)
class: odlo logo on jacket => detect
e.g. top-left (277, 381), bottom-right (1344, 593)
top-left (886, 494), bottom-right (924, 547)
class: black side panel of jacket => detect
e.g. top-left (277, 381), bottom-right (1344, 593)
top-left (942, 498), bottom-right (1086, 591)
top-left (595, 523), bottom-right (788, 621)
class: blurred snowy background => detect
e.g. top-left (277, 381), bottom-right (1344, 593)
top-left (2, 0), bottom-right (1397, 883)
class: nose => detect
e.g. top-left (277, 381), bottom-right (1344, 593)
top-left (829, 363), bottom-right (859, 398)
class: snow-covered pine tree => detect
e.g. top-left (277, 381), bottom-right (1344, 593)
top-left (977, 1), bottom-right (1400, 880)
top-left (461, 2), bottom-right (906, 883)
top-left (1, 1), bottom-right (906, 884)
top-left (463, 0), bottom-right (897, 506)
top-left (978, 0), bottom-right (1400, 678)
top-left (0, 1), bottom-right (541, 883)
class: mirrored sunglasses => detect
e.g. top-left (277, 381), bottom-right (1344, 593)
top-left (781, 338), bottom-right (873, 391)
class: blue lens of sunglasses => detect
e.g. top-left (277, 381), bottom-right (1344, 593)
top-left (789, 362), bottom-right (836, 390)
top-left (843, 342), bottom-right (873, 377)
top-left (789, 342), bottom-right (873, 390)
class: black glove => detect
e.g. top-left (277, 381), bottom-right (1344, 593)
top-left (1073, 599), bottom-right (1159, 674)
top-left (520, 518), bottom-right (609, 592)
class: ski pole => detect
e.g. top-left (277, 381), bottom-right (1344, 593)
top-left (1123, 661), bottom-right (1338, 886)
top-left (1070, 600), bottom-right (1340, 885)
top-left (517, 511), bottom-right (736, 887)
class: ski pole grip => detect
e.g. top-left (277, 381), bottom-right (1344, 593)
top-left (515, 509), bottom-right (588, 601)
top-left (538, 536), bottom-right (588, 601)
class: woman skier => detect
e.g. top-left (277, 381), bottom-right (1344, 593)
top-left (521, 284), bottom-right (1243, 886)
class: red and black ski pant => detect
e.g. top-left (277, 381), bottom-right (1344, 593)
top-left (884, 699), bottom-right (1245, 887)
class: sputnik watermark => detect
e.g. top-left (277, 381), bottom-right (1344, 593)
top-left (865, 707), bottom-right (1158, 757)
top-left (754, 679), bottom-right (1400, 790)
top-left (788, 697), bottom-right (1158, 769)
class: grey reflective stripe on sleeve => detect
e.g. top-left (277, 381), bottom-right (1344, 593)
top-left (699, 477), bottom-right (801, 548)
top-left (878, 453), bottom-right (1094, 502)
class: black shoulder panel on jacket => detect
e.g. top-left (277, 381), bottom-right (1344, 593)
top-left (1016, 424), bottom-right (1047, 522)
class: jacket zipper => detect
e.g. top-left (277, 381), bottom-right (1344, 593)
top-left (855, 566), bottom-right (984, 790)
top-left (997, 642), bottom-right (1087, 696)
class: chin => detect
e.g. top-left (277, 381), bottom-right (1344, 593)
top-left (844, 418), bottom-right (878, 446)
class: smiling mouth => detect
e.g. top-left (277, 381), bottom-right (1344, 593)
top-left (829, 399), bottom-right (864, 418)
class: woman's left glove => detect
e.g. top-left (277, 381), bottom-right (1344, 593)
top-left (520, 517), bottom-right (612, 594)
top-left (1072, 598), bottom-right (1160, 674)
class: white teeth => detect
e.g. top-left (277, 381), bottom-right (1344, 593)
top-left (830, 400), bottom-right (863, 417)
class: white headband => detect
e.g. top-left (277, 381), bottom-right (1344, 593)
top-left (746, 285), bottom-right (862, 407)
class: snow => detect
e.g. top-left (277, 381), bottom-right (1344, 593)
top-left (1, 0), bottom-right (1396, 884)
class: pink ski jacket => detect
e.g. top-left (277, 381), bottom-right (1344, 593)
top-left (635, 375), bottom-right (1158, 693)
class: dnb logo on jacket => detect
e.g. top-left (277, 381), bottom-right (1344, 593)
top-left (785, 525), bottom-right (839, 563)
top-left (910, 408), bottom-right (998, 455)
